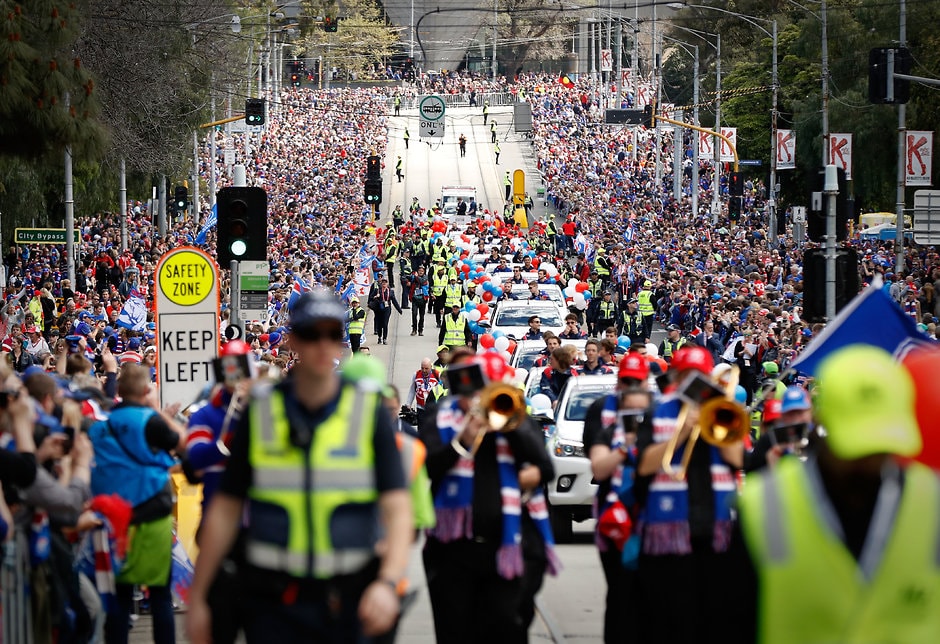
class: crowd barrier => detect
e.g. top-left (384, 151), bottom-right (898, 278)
top-left (1, 531), bottom-right (34, 644)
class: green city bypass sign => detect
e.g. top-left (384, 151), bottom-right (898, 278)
top-left (15, 228), bottom-right (81, 244)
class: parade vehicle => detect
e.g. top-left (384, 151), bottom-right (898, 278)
top-left (440, 185), bottom-right (477, 224)
top-left (503, 283), bottom-right (568, 319)
top-left (545, 373), bottom-right (617, 542)
top-left (481, 301), bottom-right (564, 339)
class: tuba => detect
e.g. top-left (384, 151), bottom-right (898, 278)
top-left (662, 368), bottom-right (749, 480)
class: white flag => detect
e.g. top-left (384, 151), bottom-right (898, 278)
top-left (776, 129), bottom-right (796, 170)
top-left (829, 133), bottom-right (853, 180)
top-left (906, 131), bottom-right (933, 187)
top-left (699, 131), bottom-right (714, 158)
top-left (719, 128), bottom-right (737, 162)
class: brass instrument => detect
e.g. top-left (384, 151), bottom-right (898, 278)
top-left (662, 368), bottom-right (749, 480)
top-left (467, 382), bottom-right (528, 455)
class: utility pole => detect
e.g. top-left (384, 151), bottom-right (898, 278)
top-left (821, 0), bottom-right (830, 165)
top-left (711, 34), bottom-right (721, 224)
top-left (64, 92), bottom-right (75, 287)
top-left (691, 44), bottom-right (700, 218)
top-left (895, 0), bottom-right (908, 273)
top-left (768, 19), bottom-right (779, 248)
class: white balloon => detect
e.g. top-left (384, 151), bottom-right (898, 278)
top-left (564, 286), bottom-right (576, 297)
top-left (567, 277), bottom-right (579, 288)
top-left (575, 300), bottom-right (587, 311)
top-left (544, 263), bottom-right (558, 276)
top-left (645, 342), bottom-right (659, 357)
top-left (467, 309), bottom-right (482, 322)
top-left (500, 350), bottom-right (512, 362)
top-left (494, 336), bottom-right (511, 352)
top-left (514, 367), bottom-right (529, 382)
top-left (573, 292), bottom-right (586, 305)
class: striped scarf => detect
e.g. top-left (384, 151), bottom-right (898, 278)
top-left (641, 395), bottom-right (736, 556)
top-left (429, 397), bottom-right (561, 579)
top-left (594, 394), bottom-right (639, 556)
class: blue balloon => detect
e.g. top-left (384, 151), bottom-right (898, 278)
top-left (584, 291), bottom-right (592, 300)
top-left (493, 286), bottom-right (503, 297)
top-left (468, 322), bottom-right (481, 334)
top-left (492, 330), bottom-right (506, 339)
top-left (464, 301), bottom-right (475, 312)
top-left (617, 335), bottom-right (632, 350)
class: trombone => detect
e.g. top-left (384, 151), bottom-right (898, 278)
top-left (662, 367), bottom-right (749, 481)
top-left (465, 382), bottom-right (528, 456)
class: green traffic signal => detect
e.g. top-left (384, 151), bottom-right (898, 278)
top-left (245, 98), bottom-right (266, 126)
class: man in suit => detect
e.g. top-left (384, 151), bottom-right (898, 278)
top-left (370, 277), bottom-right (402, 345)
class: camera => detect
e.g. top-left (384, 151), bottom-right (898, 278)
top-left (617, 409), bottom-right (646, 433)
top-left (0, 388), bottom-right (18, 409)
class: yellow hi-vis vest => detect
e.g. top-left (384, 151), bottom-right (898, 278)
top-left (246, 383), bottom-right (379, 579)
top-left (348, 307), bottom-right (366, 335)
top-left (443, 314), bottom-right (467, 347)
top-left (593, 256), bottom-right (610, 277)
top-left (740, 458), bottom-right (940, 644)
top-left (430, 272), bottom-right (448, 297)
top-left (444, 284), bottom-right (463, 308)
top-left (637, 290), bottom-right (654, 316)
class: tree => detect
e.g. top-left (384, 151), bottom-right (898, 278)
top-left (300, 0), bottom-right (399, 81)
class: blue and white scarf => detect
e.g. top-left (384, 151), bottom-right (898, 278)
top-left (595, 394), bottom-right (640, 560)
top-left (641, 395), bottom-right (736, 556)
top-left (429, 397), bottom-right (561, 579)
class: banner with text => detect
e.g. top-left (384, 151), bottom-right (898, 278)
top-left (776, 129), bottom-right (796, 170)
top-left (719, 128), bottom-right (737, 163)
top-left (906, 131), bottom-right (933, 187)
top-left (699, 131), bottom-right (714, 159)
top-left (830, 133), bottom-right (853, 180)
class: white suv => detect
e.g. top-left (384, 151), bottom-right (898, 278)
top-left (545, 374), bottom-right (617, 542)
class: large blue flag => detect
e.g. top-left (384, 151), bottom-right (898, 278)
top-left (287, 276), bottom-right (310, 311)
top-left (789, 282), bottom-right (935, 376)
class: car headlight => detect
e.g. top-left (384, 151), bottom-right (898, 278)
top-left (553, 439), bottom-right (585, 458)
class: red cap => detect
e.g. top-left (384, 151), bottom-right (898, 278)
top-left (618, 353), bottom-right (650, 381)
top-left (670, 346), bottom-right (714, 374)
top-left (763, 398), bottom-right (782, 424)
top-left (259, 334), bottom-right (270, 344)
top-left (221, 339), bottom-right (251, 357)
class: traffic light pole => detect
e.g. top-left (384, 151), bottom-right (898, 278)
top-left (230, 260), bottom-right (240, 334)
top-left (895, 0), bottom-right (907, 274)
top-left (652, 111), bottom-right (739, 172)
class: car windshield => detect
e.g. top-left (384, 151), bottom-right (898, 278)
top-left (508, 287), bottom-right (562, 303)
top-left (515, 349), bottom-right (544, 371)
top-left (494, 309), bottom-right (562, 327)
top-left (564, 386), bottom-right (613, 421)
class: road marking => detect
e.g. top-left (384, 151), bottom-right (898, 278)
top-left (535, 596), bottom-right (565, 643)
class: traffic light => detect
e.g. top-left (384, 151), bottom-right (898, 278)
top-left (728, 196), bottom-right (741, 220)
top-left (245, 98), bottom-right (266, 126)
top-left (807, 166), bottom-right (850, 242)
top-left (643, 104), bottom-right (655, 129)
top-left (290, 73), bottom-right (300, 87)
top-left (364, 179), bottom-right (382, 205)
top-left (366, 155), bottom-right (381, 180)
top-left (323, 16), bottom-right (338, 32)
top-left (869, 47), bottom-right (912, 104)
top-left (216, 187), bottom-right (268, 265)
top-left (802, 248), bottom-right (859, 322)
top-left (174, 186), bottom-right (188, 215)
top-left (729, 171), bottom-right (744, 197)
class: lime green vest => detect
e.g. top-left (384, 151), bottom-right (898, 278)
top-left (444, 284), bottom-right (463, 308)
top-left (348, 307), bottom-right (366, 335)
top-left (740, 459), bottom-right (940, 644)
top-left (593, 256), bottom-right (610, 277)
top-left (638, 290), bottom-right (654, 316)
top-left (431, 272), bottom-right (448, 296)
top-left (385, 240), bottom-right (399, 264)
top-left (443, 314), bottom-right (466, 347)
top-left (597, 301), bottom-right (616, 319)
top-left (247, 384), bottom-right (379, 579)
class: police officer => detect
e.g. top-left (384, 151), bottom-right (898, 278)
top-left (619, 297), bottom-right (645, 348)
top-left (396, 156), bottom-right (404, 182)
top-left (347, 296), bottom-right (367, 353)
top-left (187, 291), bottom-right (412, 643)
top-left (593, 290), bottom-right (618, 337)
top-left (593, 248), bottom-right (611, 291)
top-left (385, 232), bottom-right (400, 291)
top-left (659, 324), bottom-right (687, 364)
top-left (438, 303), bottom-right (471, 350)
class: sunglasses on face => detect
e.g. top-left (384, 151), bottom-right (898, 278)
top-left (293, 326), bottom-right (344, 343)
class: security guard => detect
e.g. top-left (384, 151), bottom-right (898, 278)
top-left (384, 233), bottom-right (400, 289)
top-left (187, 291), bottom-right (412, 644)
top-left (396, 156), bottom-right (404, 183)
top-left (347, 296), bottom-right (367, 353)
top-left (546, 217), bottom-right (558, 253)
top-left (438, 303), bottom-right (471, 350)
top-left (443, 277), bottom-right (463, 310)
top-left (399, 249), bottom-right (414, 306)
top-left (430, 262), bottom-right (449, 327)
top-left (462, 282), bottom-right (483, 308)
top-left (403, 127), bottom-right (410, 150)
top-left (593, 248), bottom-right (611, 290)
top-left (637, 280), bottom-right (655, 342)
top-left (504, 171), bottom-right (512, 201)
top-left (731, 345), bottom-right (940, 643)
top-left (394, 94), bottom-right (402, 116)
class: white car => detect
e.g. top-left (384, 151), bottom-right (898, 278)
top-left (545, 374), bottom-right (617, 542)
top-left (502, 283), bottom-right (569, 320)
top-left (484, 301), bottom-right (565, 340)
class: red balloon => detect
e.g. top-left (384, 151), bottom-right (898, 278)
top-left (507, 339), bottom-right (517, 355)
top-left (482, 291), bottom-right (493, 302)
top-left (575, 282), bottom-right (589, 293)
top-left (477, 274), bottom-right (490, 283)
top-left (479, 334), bottom-right (496, 349)
top-left (902, 348), bottom-right (940, 469)
top-left (461, 264), bottom-right (471, 274)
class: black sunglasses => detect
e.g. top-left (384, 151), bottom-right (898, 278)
top-left (293, 326), bottom-right (343, 343)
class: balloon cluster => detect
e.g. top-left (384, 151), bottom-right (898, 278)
top-left (477, 330), bottom-right (520, 371)
top-left (563, 277), bottom-right (593, 311)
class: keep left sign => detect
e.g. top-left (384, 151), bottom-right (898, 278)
top-left (155, 246), bottom-right (220, 411)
